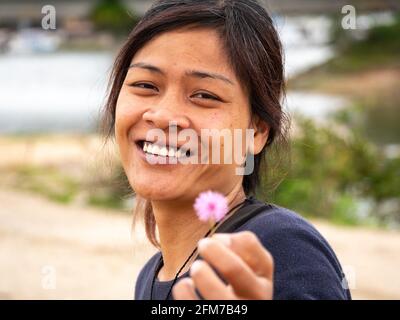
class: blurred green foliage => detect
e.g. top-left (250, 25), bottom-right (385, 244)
top-left (10, 165), bottom-right (79, 204)
top-left (89, 0), bottom-right (140, 36)
top-left (359, 91), bottom-right (400, 145)
top-left (86, 163), bottom-right (132, 210)
top-left (277, 13), bottom-right (400, 227)
top-left (261, 113), bottom-right (400, 227)
top-left (2, 160), bottom-right (132, 211)
top-left (328, 12), bottom-right (400, 72)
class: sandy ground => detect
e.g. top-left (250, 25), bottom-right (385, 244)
top-left (0, 188), bottom-right (399, 300)
top-left (0, 187), bottom-right (157, 300)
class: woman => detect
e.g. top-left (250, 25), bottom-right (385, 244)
top-left (103, 0), bottom-right (352, 300)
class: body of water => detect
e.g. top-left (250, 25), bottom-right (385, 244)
top-left (0, 16), bottom-right (344, 134)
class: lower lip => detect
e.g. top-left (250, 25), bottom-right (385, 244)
top-left (135, 143), bottom-right (185, 166)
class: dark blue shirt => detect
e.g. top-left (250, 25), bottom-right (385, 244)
top-left (135, 199), bottom-right (352, 300)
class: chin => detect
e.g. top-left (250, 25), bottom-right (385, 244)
top-left (132, 178), bottom-right (186, 201)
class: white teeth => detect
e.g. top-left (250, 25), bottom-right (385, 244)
top-left (151, 145), bottom-right (159, 155)
top-left (141, 141), bottom-right (188, 158)
top-left (160, 147), bottom-right (168, 157)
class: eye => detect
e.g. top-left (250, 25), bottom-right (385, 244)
top-left (130, 82), bottom-right (159, 91)
top-left (191, 92), bottom-right (221, 101)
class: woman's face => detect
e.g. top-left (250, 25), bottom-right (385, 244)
top-left (115, 27), bottom-right (258, 202)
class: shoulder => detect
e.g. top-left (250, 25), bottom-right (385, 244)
top-left (237, 203), bottom-right (335, 265)
top-left (134, 251), bottom-right (161, 300)
top-left (237, 202), bottom-right (351, 300)
top-left (239, 203), bottom-right (325, 242)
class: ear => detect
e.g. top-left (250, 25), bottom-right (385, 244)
top-left (249, 115), bottom-right (270, 155)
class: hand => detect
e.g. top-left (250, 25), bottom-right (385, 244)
top-left (172, 231), bottom-right (274, 300)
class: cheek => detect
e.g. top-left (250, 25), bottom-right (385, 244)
top-left (115, 91), bottom-right (141, 142)
top-left (209, 108), bottom-right (249, 132)
top-left (214, 108), bottom-right (250, 161)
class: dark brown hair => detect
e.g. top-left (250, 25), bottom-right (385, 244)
top-left (102, 0), bottom-right (288, 248)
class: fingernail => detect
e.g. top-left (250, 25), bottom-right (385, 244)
top-left (197, 238), bottom-right (212, 251)
top-left (211, 234), bottom-right (232, 247)
top-left (190, 260), bottom-right (202, 275)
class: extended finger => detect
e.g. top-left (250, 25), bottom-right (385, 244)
top-left (197, 238), bottom-right (270, 299)
top-left (189, 260), bottom-right (235, 300)
top-left (212, 231), bottom-right (274, 280)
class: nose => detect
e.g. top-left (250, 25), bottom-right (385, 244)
top-left (142, 95), bottom-right (190, 130)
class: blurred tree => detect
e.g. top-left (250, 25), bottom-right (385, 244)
top-left (328, 12), bottom-right (400, 72)
top-left (277, 12), bottom-right (400, 227)
top-left (260, 114), bottom-right (400, 227)
top-left (89, 0), bottom-right (140, 36)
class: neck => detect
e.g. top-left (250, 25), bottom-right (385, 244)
top-left (152, 183), bottom-right (246, 281)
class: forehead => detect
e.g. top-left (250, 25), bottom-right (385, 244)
top-left (131, 27), bottom-right (233, 75)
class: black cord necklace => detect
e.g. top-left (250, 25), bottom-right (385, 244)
top-left (150, 198), bottom-right (249, 300)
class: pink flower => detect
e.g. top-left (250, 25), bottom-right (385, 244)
top-left (194, 190), bottom-right (228, 223)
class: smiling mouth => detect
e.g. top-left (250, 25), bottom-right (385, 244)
top-left (136, 140), bottom-right (192, 159)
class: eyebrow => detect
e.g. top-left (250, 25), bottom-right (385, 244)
top-left (129, 62), bottom-right (234, 85)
